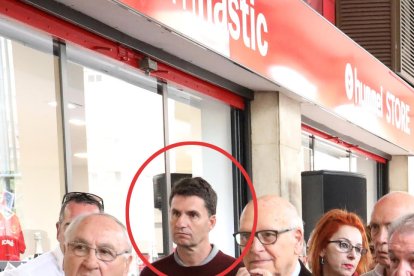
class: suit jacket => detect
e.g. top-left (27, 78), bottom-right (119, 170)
top-left (299, 260), bottom-right (312, 276)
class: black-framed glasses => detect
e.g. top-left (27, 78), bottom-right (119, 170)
top-left (328, 240), bottom-right (368, 256)
top-left (67, 241), bottom-right (130, 262)
top-left (233, 229), bottom-right (293, 246)
top-left (62, 192), bottom-right (104, 210)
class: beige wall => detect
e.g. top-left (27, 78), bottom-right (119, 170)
top-left (389, 155), bottom-right (409, 192)
top-left (250, 91), bottom-right (303, 213)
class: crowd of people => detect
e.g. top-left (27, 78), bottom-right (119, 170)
top-left (2, 177), bottom-right (414, 276)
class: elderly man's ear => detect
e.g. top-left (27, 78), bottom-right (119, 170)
top-left (293, 228), bottom-right (304, 256)
top-left (124, 255), bottom-right (133, 275)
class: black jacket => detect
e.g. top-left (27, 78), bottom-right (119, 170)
top-left (299, 260), bottom-right (312, 276)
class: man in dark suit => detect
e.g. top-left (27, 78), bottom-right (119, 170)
top-left (233, 195), bottom-right (311, 276)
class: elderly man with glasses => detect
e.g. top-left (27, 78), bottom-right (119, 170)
top-left (233, 195), bottom-right (311, 276)
top-left (62, 213), bottom-right (132, 276)
top-left (4, 192), bottom-right (104, 275)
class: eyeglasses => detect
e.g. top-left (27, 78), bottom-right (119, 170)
top-left (328, 240), bottom-right (368, 256)
top-left (62, 192), bottom-right (104, 210)
top-left (233, 229), bottom-right (293, 246)
top-left (67, 241), bottom-right (130, 262)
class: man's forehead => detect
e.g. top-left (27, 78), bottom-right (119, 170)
top-left (240, 209), bottom-right (288, 230)
top-left (371, 203), bottom-right (412, 223)
top-left (171, 195), bottom-right (207, 209)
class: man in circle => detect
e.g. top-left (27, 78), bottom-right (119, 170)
top-left (140, 177), bottom-right (242, 275)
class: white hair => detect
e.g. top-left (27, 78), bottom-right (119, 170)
top-left (388, 213), bottom-right (414, 241)
top-left (64, 212), bottom-right (132, 251)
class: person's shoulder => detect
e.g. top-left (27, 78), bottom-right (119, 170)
top-left (215, 250), bottom-right (238, 262)
top-left (140, 255), bottom-right (175, 276)
top-left (299, 265), bottom-right (312, 276)
top-left (299, 260), bottom-right (312, 276)
top-left (361, 264), bottom-right (385, 276)
top-left (212, 250), bottom-right (244, 275)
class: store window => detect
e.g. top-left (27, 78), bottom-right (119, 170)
top-left (0, 12), bottom-right (242, 272)
top-left (65, 44), bottom-right (236, 269)
top-left (167, 84), bottom-right (234, 255)
top-left (0, 27), bottom-right (63, 263)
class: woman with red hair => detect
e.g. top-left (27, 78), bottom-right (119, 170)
top-left (308, 209), bottom-right (371, 276)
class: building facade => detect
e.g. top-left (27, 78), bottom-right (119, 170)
top-left (0, 0), bottom-right (413, 273)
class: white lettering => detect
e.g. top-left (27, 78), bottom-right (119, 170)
top-left (240, 0), bottom-right (250, 48)
top-left (346, 64), bottom-right (384, 117)
top-left (386, 91), bottom-right (411, 134)
top-left (228, 0), bottom-right (240, 40)
top-left (172, 0), bottom-right (269, 56)
top-left (256, 13), bottom-right (268, 56)
top-left (345, 63), bottom-right (354, 100)
top-left (2, 239), bottom-right (14, 247)
top-left (214, 0), bottom-right (228, 28)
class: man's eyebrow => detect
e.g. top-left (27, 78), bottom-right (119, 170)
top-left (71, 238), bottom-right (90, 245)
top-left (96, 242), bottom-right (116, 250)
top-left (186, 210), bottom-right (200, 214)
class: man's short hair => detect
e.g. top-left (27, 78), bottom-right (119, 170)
top-left (58, 192), bottom-right (104, 223)
top-left (169, 177), bottom-right (217, 216)
top-left (388, 213), bottom-right (414, 240)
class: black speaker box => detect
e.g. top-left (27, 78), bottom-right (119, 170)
top-left (153, 173), bottom-right (192, 209)
top-left (301, 170), bottom-right (367, 241)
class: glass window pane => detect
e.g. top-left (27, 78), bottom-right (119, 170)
top-left (166, 84), bottom-right (235, 256)
top-left (65, 44), bottom-right (165, 274)
top-left (0, 31), bottom-right (62, 262)
top-left (314, 138), bottom-right (350, 171)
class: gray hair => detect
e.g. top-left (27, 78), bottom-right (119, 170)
top-left (388, 213), bottom-right (414, 241)
top-left (64, 213), bottom-right (132, 252)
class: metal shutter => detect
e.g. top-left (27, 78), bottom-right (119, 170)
top-left (336, 0), bottom-right (393, 68)
top-left (399, 0), bottom-right (414, 84)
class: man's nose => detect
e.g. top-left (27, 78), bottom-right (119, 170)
top-left (82, 249), bottom-right (100, 269)
top-left (376, 225), bottom-right (389, 244)
top-left (175, 215), bottom-right (188, 227)
top-left (250, 237), bottom-right (265, 252)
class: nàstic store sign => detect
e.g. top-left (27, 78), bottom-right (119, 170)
top-left (115, 0), bottom-right (414, 153)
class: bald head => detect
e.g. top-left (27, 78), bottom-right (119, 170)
top-left (372, 192), bottom-right (414, 221)
top-left (240, 195), bottom-right (303, 231)
top-left (370, 191), bottom-right (414, 269)
top-left (237, 195), bottom-right (304, 275)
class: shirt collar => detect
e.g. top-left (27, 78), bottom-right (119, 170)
top-left (52, 246), bottom-right (64, 271)
top-left (174, 244), bottom-right (219, 266)
top-left (292, 260), bottom-right (301, 276)
top-left (373, 263), bottom-right (386, 276)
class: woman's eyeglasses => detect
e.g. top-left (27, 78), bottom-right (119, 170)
top-left (328, 239), bottom-right (368, 256)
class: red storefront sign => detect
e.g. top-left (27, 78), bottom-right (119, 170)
top-left (116, 0), bottom-right (413, 152)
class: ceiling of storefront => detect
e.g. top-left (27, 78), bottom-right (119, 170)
top-left (36, 0), bottom-right (410, 156)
